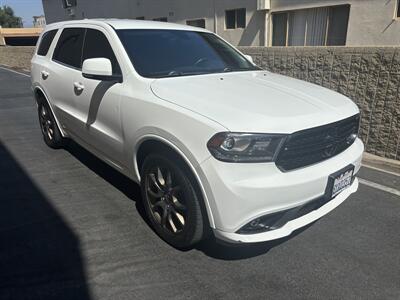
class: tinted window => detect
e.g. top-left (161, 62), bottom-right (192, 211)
top-left (53, 28), bottom-right (85, 69)
top-left (37, 29), bottom-right (58, 56)
top-left (117, 29), bottom-right (259, 78)
top-left (82, 29), bottom-right (121, 75)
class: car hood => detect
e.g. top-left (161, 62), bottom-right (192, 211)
top-left (150, 71), bottom-right (359, 133)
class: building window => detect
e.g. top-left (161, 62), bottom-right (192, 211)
top-left (153, 17), bottom-right (168, 22)
top-left (272, 5), bottom-right (350, 46)
top-left (186, 19), bottom-right (206, 28)
top-left (272, 13), bottom-right (287, 46)
top-left (225, 8), bottom-right (246, 29)
top-left (136, 16), bottom-right (145, 20)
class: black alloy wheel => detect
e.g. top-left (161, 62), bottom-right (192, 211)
top-left (37, 100), bottom-right (65, 149)
top-left (141, 153), bottom-right (205, 248)
top-left (146, 165), bottom-right (186, 234)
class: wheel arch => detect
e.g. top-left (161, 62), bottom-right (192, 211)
top-left (134, 135), bottom-right (215, 228)
top-left (33, 86), bottom-right (66, 138)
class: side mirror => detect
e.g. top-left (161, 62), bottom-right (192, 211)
top-left (244, 54), bottom-right (254, 64)
top-left (82, 58), bottom-right (122, 82)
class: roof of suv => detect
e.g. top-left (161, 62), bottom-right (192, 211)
top-left (45, 18), bottom-right (210, 33)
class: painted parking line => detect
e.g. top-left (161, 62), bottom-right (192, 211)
top-left (0, 66), bottom-right (31, 77)
top-left (361, 163), bottom-right (400, 177)
top-left (358, 178), bottom-right (400, 197)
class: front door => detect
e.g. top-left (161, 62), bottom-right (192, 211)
top-left (72, 27), bottom-right (125, 166)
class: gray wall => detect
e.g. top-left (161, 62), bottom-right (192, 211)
top-left (240, 46), bottom-right (400, 160)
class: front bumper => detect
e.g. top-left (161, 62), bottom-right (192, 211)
top-left (198, 138), bottom-right (364, 243)
top-left (214, 178), bottom-right (358, 243)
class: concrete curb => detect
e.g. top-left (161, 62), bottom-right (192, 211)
top-left (362, 152), bottom-right (400, 175)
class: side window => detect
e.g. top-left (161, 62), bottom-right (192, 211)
top-left (52, 28), bottom-right (85, 69)
top-left (37, 29), bottom-right (58, 56)
top-left (82, 29), bottom-right (121, 75)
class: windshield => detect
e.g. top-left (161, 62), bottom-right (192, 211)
top-left (116, 29), bottom-right (260, 78)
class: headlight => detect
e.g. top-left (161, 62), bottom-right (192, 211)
top-left (207, 132), bottom-right (287, 163)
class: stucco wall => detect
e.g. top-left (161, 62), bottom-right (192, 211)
top-left (345, 0), bottom-right (400, 46)
top-left (240, 46), bottom-right (400, 160)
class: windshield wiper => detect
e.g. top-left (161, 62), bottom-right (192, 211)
top-left (154, 70), bottom-right (210, 78)
top-left (154, 67), bottom-right (261, 79)
top-left (167, 71), bottom-right (184, 77)
top-left (223, 66), bottom-right (260, 72)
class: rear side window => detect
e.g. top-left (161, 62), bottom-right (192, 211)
top-left (53, 28), bottom-right (85, 69)
top-left (82, 29), bottom-right (121, 75)
top-left (37, 29), bottom-right (58, 56)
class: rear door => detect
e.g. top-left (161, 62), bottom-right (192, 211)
top-left (47, 27), bottom-right (85, 135)
top-left (31, 29), bottom-right (58, 89)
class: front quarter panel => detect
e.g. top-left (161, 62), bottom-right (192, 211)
top-left (119, 77), bottom-right (226, 228)
top-left (119, 77), bottom-right (226, 179)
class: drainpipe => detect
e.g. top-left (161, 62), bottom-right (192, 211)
top-left (213, 0), bottom-right (217, 34)
top-left (264, 10), bottom-right (270, 46)
top-left (261, 0), bottom-right (272, 46)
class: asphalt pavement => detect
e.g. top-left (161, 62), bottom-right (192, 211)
top-left (0, 67), bottom-right (399, 300)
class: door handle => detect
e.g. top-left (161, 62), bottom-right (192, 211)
top-left (73, 82), bottom-right (85, 92)
top-left (41, 70), bottom-right (49, 79)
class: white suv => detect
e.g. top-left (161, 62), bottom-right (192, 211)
top-left (31, 19), bottom-right (364, 248)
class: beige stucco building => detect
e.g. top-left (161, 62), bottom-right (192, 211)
top-left (33, 15), bottom-right (47, 28)
top-left (42, 0), bottom-right (400, 46)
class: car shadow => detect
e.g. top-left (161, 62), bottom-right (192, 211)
top-left (65, 141), bottom-right (149, 226)
top-left (65, 141), bottom-right (316, 260)
top-left (0, 142), bottom-right (91, 300)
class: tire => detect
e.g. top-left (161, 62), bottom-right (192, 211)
top-left (37, 100), bottom-right (66, 149)
top-left (141, 152), bottom-right (205, 249)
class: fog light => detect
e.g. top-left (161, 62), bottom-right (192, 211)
top-left (237, 211), bottom-right (286, 234)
